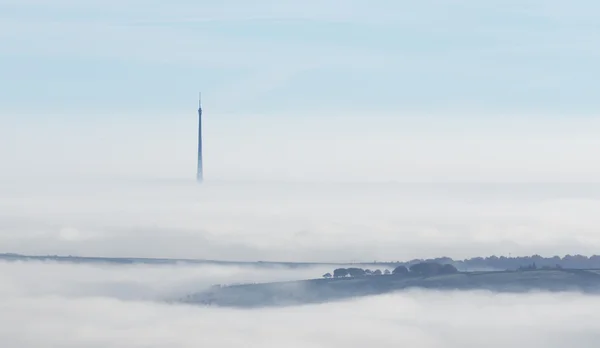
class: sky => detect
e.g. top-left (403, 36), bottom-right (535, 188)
top-left (2, 0), bottom-right (600, 182)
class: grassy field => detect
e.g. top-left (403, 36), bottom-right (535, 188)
top-left (183, 269), bottom-right (600, 308)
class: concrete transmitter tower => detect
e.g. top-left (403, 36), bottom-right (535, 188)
top-left (197, 92), bottom-right (203, 183)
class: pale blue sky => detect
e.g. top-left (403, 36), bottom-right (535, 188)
top-left (2, 0), bottom-right (599, 115)
top-left (2, 1), bottom-right (600, 181)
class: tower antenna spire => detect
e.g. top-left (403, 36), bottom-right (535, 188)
top-left (197, 91), bottom-right (203, 183)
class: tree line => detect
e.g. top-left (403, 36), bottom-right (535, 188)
top-left (323, 262), bottom-right (459, 278)
top-left (394, 254), bottom-right (600, 271)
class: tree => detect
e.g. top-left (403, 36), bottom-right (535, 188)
top-left (409, 262), bottom-right (458, 276)
top-left (410, 262), bottom-right (443, 276)
top-left (333, 268), bottom-right (349, 278)
top-left (365, 269), bottom-right (373, 275)
top-left (441, 264), bottom-right (458, 274)
top-left (392, 265), bottom-right (409, 275)
top-left (384, 269), bottom-right (391, 275)
top-left (347, 267), bottom-right (367, 277)
top-left (322, 272), bottom-right (332, 278)
top-left (373, 269), bottom-right (382, 276)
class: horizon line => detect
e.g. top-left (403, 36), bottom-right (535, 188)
top-left (2, 252), bottom-right (599, 266)
top-left (3, 175), bottom-right (600, 185)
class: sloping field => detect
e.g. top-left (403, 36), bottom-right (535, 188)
top-left (182, 269), bottom-right (600, 308)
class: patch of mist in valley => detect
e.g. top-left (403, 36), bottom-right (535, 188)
top-left (0, 261), bottom-right (333, 301)
top-left (2, 260), bottom-right (600, 347)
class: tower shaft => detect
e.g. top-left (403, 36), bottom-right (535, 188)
top-left (197, 93), bottom-right (203, 183)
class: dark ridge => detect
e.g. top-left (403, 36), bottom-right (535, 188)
top-left (182, 268), bottom-right (600, 308)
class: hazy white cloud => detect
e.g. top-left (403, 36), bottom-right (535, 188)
top-left (3, 114), bottom-right (600, 182)
top-left (1, 260), bottom-right (600, 347)
top-left (1, 180), bottom-right (600, 262)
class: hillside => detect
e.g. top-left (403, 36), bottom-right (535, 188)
top-left (182, 269), bottom-right (600, 308)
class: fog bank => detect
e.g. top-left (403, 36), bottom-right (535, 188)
top-left (1, 180), bottom-right (600, 262)
top-left (1, 261), bottom-right (599, 347)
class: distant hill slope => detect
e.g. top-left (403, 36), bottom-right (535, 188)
top-left (182, 269), bottom-right (600, 308)
top-left (0, 253), bottom-right (340, 268)
top-left (3, 252), bottom-right (600, 271)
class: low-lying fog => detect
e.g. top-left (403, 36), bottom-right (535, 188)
top-left (1, 180), bottom-right (600, 261)
top-left (2, 181), bottom-right (600, 346)
top-left (1, 261), bottom-right (599, 347)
